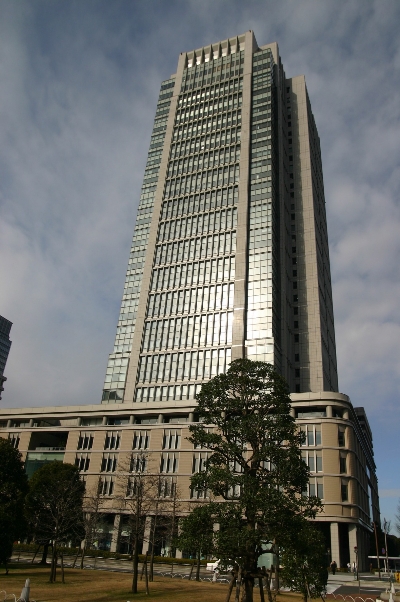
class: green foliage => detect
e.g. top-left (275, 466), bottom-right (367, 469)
top-left (176, 505), bottom-right (214, 556)
top-left (188, 358), bottom-right (322, 601)
top-left (0, 439), bottom-right (28, 572)
top-left (26, 461), bottom-right (85, 547)
top-left (281, 523), bottom-right (328, 602)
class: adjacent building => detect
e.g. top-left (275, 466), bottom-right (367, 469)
top-left (0, 32), bottom-right (379, 569)
top-left (0, 315), bottom-right (12, 400)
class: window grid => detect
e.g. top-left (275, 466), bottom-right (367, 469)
top-left (300, 425), bottom-right (322, 447)
top-left (301, 450), bottom-right (323, 473)
top-left (104, 431), bottom-right (121, 450)
top-left (162, 429), bottom-right (181, 450)
top-left (137, 347), bottom-right (231, 385)
top-left (77, 432), bottom-right (94, 450)
top-left (147, 284), bottom-right (234, 319)
top-left (132, 430), bottom-right (150, 450)
top-left (130, 453), bottom-right (147, 473)
top-left (100, 476), bottom-right (114, 496)
top-left (8, 433), bottom-right (20, 449)
top-left (151, 256), bottom-right (235, 292)
top-left (101, 453), bottom-right (118, 473)
top-left (75, 453), bottom-right (90, 472)
top-left (160, 452), bottom-right (179, 473)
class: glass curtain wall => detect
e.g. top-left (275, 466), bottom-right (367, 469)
top-left (102, 79), bottom-right (175, 404)
top-left (135, 50), bottom-right (245, 404)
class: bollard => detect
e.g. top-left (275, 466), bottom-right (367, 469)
top-left (20, 578), bottom-right (30, 602)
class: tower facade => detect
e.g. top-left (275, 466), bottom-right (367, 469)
top-left (0, 315), bottom-right (12, 400)
top-left (101, 31), bottom-right (338, 405)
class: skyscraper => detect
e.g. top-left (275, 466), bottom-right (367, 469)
top-left (0, 32), bottom-right (380, 570)
top-left (101, 30), bottom-right (338, 405)
top-left (0, 315), bottom-right (12, 400)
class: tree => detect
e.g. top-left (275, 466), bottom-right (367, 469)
top-left (0, 439), bottom-right (28, 573)
top-left (175, 504), bottom-right (214, 581)
top-left (116, 451), bottom-right (158, 594)
top-left (25, 461), bottom-right (85, 582)
top-left (187, 358), bottom-right (321, 602)
top-left (396, 499), bottom-right (400, 537)
top-left (281, 522), bottom-right (328, 602)
top-left (74, 476), bottom-right (107, 569)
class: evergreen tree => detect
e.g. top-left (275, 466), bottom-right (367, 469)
top-left (187, 358), bottom-right (321, 602)
top-left (0, 439), bottom-right (28, 573)
top-left (26, 461), bottom-right (85, 582)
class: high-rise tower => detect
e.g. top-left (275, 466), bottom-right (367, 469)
top-left (0, 32), bottom-right (380, 570)
top-left (0, 315), bottom-right (12, 400)
top-left (101, 31), bottom-right (338, 405)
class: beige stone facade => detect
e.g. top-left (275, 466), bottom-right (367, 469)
top-left (0, 392), bottom-right (379, 568)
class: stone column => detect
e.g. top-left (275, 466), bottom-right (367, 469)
top-left (141, 515), bottom-right (153, 555)
top-left (348, 523), bottom-right (358, 565)
top-left (326, 405), bottom-right (333, 418)
top-left (110, 514), bottom-right (121, 553)
top-left (330, 522), bottom-right (341, 568)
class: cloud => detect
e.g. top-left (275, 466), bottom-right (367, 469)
top-left (0, 0), bottom-right (399, 521)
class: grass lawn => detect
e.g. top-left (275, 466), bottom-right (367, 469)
top-left (0, 563), bottom-right (304, 602)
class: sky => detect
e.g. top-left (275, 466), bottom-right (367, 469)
top-left (0, 0), bottom-right (399, 529)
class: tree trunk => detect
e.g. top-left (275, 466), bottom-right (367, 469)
top-left (196, 551), bottom-right (201, 581)
top-left (31, 544), bottom-right (41, 563)
top-left (234, 566), bottom-right (242, 602)
top-left (60, 552), bottom-right (65, 583)
top-left (49, 546), bottom-right (57, 583)
top-left (80, 546), bottom-right (86, 569)
top-left (141, 552), bottom-right (148, 580)
top-left (131, 534), bottom-right (139, 593)
top-left (40, 542), bottom-right (50, 565)
top-left (72, 546), bottom-right (80, 568)
top-left (5, 559), bottom-right (8, 575)
top-left (265, 569), bottom-right (274, 602)
top-left (225, 571), bottom-right (236, 602)
top-left (188, 560), bottom-right (194, 581)
top-left (259, 576), bottom-right (265, 602)
top-left (149, 548), bottom-right (155, 582)
top-left (144, 554), bottom-right (149, 595)
top-left (243, 573), bottom-right (254, 602)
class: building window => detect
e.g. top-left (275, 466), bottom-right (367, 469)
top-left (160, 452), bottom-right (179, 473)
top-left (159, 476), bottom-right (176, 498)
top-left (340, 455), bottom-right (347, 474)
top-left (295, 368), bottom-right (300, 378)
top-left (307, 477), bottom-right (324, 499)
top-left (100, 476), bottom-right (114, 496)
top-left (300, 425), bottom-right (322, 446)
top-left (77, 432), bottom-right (93, 450)
top-left (130, 453), bottom-right (147, 473)
top-left (101, 453), bottom-right (118, 472)
top-left (302, 451), bottom-right (323, 472)
top-left (132, 430), bottom-right (150, 450)
top-left (8, 433), bottom-right (20, 449)
top-left (75, 453), bottom-right (90, 472)
top-left (338, 427), bottom-right (346, 447)
top-left (104, 431), bottom-right (121, 450)
top-left (341, 480), bottom-right (349, 502)
top-left (192, 452), bottom-right (208, 473)
top-left (162, 429), bottom-right (181, 450)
